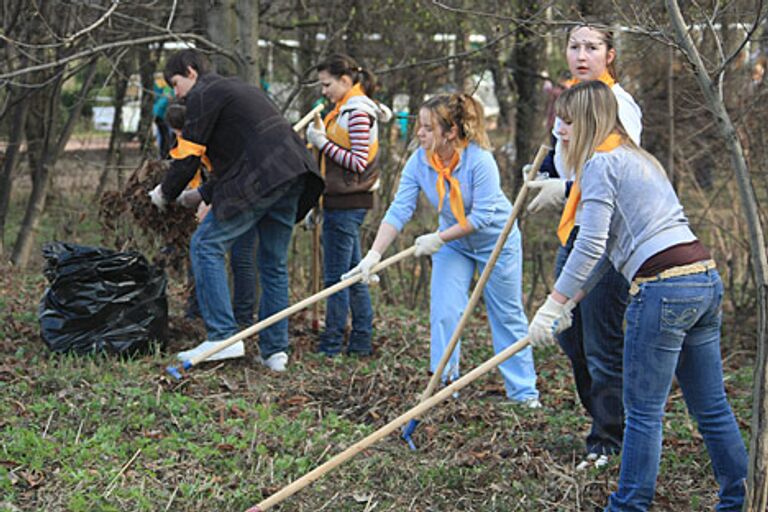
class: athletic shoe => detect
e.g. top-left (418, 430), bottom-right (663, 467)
top-left (176, 340), bottom-right (245, 362)
top-left (260, 351), bottom-right (288, 372)
top-left (576, 452), bottom-right (610, 471)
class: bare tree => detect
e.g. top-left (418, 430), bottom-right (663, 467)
top-left (664, 1), bottom-right (768, 509)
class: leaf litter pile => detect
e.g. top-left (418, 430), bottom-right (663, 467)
top-left (98, 159), bottom-right (198, 272)
top-left (0, 257), bottom-right (754, 510)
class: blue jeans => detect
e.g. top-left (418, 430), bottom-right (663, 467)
top-left (606, 269), bottom-right (747, 511)
top-left (185, 236), bottom-right (256, 329)
top-left (430, 230), bottom-right (538, 401)
top-left (318, 208), bottom-right (373, 355)
top-left (556, 228), bottom-right (628, 455)
top-left (190, 179), bottom-right (302, 358)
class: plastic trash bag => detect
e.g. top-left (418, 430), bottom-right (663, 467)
top-left (39, 242), bottom-right (168, 355)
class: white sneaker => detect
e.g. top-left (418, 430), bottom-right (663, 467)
top-left (176, 340), bottom-right (245, 362)
top-left (521, 397), bottom-right (542, 409)
top-left (576, 453), bottom-right (610, 471)
top-left (260, 351), bottom-right (288, 372)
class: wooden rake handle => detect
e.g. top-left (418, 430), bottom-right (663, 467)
top-left (420, 144), bottom-right (550, 402)
top-left (184, 246), bottom-right (417, 367)
top-left (292, 103), bottom-right (325, 133)
top-left (244, 334), bottom-right (534, 511)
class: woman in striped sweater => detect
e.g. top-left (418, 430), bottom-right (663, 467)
top-left (306, 54), bottom-right (391, 357)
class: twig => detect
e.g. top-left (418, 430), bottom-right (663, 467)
top-left (103, 448), bottom-right (142, 497)
top-left (74, 419), bottom-right (84, 445)
top-left (42, 411), bottom-right (54, 439)
top-left (164, 485), bottom-right (178, 511)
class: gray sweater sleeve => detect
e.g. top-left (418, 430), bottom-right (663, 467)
top-left (554, 154), bottom-right (616, 298)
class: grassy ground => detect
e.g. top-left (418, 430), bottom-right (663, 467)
top-left (0, 151), bottom-right (756, 511)
top-left (0, 260), bottom-right (754, 511)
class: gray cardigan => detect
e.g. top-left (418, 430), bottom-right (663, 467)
top-left (555, 146), bottom-right (697, 298)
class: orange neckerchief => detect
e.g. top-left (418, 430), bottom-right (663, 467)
top-left (556, 133), bottom-right (622, 245)
top-left (170, 136), bottom-right (212, 189)
top-left (555, 71), bottom-right (619, 245)
top-left (323, 82), bottom-right (366, 126)
top-left (429, 146), bottom-right (468, 229)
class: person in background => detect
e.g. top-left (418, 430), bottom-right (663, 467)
top-left (344, 93), bottom-right (540, 407)
top-left (528, 80), bottom-right (747, 512)
top-left (153, 73), bottom-right (174, 159)
top-left (525, 21), bottom-right (642, 469)
top-left (149, 50), bottom-right (323, 372)
top-left (306, 54), bottom-right (391, 357)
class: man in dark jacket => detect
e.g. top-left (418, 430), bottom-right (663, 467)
top-left (149, 50), bottom-right (323, 371)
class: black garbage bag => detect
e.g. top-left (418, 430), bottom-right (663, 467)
top-left (39, 242), bottom-right (168, 355)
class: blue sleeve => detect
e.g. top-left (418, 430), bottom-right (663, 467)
top-left (554, 157), bottom-right (616, 297)
top-left (382, 152), bottom-right (423, 232)
top-left (465, 151), bottom-right (502, 231)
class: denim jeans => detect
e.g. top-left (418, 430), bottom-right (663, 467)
top-left (185, 236), bottom-right (257, 329)
top-left (430, 229), bottom-right (538, 401)
top-left (605, 269), bottom-right (747, 511)
top-left (318, 208), bottom-right (373, 355)
top-left (555, 227), bottom-right (628, 455)
top-left (190, 178), bottom-right (302, 358)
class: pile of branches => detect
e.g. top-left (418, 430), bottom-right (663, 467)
top-left (99, 160), bottom-right (198, 272)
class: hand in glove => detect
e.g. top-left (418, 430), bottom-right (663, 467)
top-left (528, 296), bottom-right (575, 346)
top-left (149, 184), bottom-right (167, 211)
top-left (302, 208), bottom-right (321, 231)
top-left (177, 188), bottom-right (203, 209)
top-left (526, 178), bottom-right (566, 214)
top-left (306, 122), bottom-right (328, 149)
top-left (341, 250), bottom-right (381, 284)
top-left (414, 232), bottom-right (445, 257)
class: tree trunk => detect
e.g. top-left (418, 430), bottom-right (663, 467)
top-left (12, 59), bottom-right (98, 268)
top-left (205, 0), bottom-right (238, 75)
top-left (0, 94), bottom-right (29, 258)
top-left (665, 2), bottom-right (768, 511)
top-left (236, 0), bottom-right (260, 85)
top-left (137, 45), bottom-right (157, 158)
top-left (11, 74), bottom-right (61, 268)
top-left (511, 0), bottom-right (543, 191)
top-left (95, 54), bottom-right (130, 199)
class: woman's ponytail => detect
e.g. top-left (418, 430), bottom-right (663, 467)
top-left (316, 54), bottom-right (378, 96)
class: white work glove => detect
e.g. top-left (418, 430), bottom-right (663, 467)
top-left (414, 232), bottom-right (445, 257)
top-left (306, 122), bottom-right (328, 149)
top-left (148, 184), bottom-right (167, 211)
top-left (526, 178), bottom-right (566, 214)
top-left (301, 208), bottom-right (321, 231)
top-left (341, 250), bottom-right (381, 284)
top-left (528, 296), bottom-right (575, 346)
top-left (177, 188), bottom-right (203, 209)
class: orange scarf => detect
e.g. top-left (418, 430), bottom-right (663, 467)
top-left (429, 148), bottom-right (468, 229)
top-left (556, 133), bottom-right (622, 245)
top-left (555, 71), bottom-right (618, 245)
top-left (170, 137), bottom-right (212, 189)
top-left (323, 82), bottom-right (366, 126)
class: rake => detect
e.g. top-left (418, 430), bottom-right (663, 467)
top-left (166, 246), bottom-right (416, 379)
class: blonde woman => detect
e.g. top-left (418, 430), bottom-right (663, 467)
top-left (529, 80), bottom-right (747, 511)
top-left (344, 93), bottom-right (540, 407)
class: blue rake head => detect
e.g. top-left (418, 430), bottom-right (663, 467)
top-left (401, 418), bottom-right (420, 451)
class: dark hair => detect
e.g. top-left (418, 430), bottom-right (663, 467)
top-left (316, 54), bottom-right (377, 96)
top-left (165, 102), bottom-right (186, 131)
top-left (421, 93), bottom-right (490, 149)
top-left (566, 19), bottom-right (618, 80)
top-left (164, 49), bottom-right (209, 84)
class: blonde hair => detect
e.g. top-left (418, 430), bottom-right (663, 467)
top-left (421, 93), bottom-right (491, 150)
top-left (555, 81), bottom-right (662, 180)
